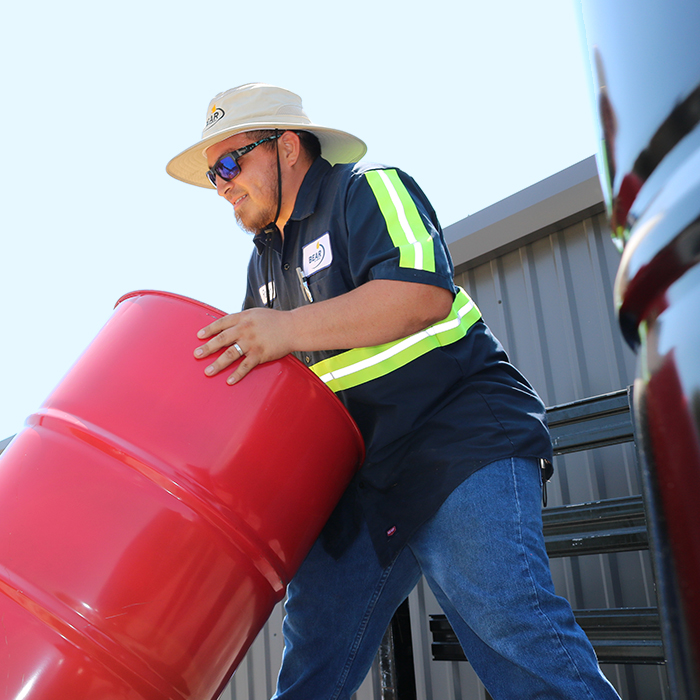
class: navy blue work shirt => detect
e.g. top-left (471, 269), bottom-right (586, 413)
top-left (243, 157), bottom-right (553, 566)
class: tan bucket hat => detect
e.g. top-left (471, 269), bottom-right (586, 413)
top-left (166, 83), bottom-right (367, 188)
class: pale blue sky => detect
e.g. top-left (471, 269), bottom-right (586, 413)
top-left (0, 0), bottom-right (599, 439)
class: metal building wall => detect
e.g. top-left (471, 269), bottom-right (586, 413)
top-left (408, 209), bottom-right (667, 700)
top-left (217, 161), bottom-right (666, 699)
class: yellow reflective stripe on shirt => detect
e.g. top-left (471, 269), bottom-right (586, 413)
top-left (310, 288), bottom-right (481, 392)
top-left (364, 169), bottom-right (436, 272)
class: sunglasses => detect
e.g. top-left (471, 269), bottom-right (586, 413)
top-left (205, 133), bottom-right (282, 187)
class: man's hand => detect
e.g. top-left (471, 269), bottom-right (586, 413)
top-left (194, 280), bottom-right (454, 386)
top-left (194, 308), bottom-right (296, 385)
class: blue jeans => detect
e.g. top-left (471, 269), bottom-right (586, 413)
top-left (272, 457), bottom-right (621, 700)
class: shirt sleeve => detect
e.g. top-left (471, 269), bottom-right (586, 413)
top-left (344, 166), bottom-right (456, 293)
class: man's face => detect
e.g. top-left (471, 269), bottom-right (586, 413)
top-left (206, 132), bottom-right (279, 234)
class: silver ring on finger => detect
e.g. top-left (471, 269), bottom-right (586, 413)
top-left (233, 342), bottom-right (244, 357)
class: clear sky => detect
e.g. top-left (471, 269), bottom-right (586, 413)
top-left (0, 0), bottom-right (599, 440)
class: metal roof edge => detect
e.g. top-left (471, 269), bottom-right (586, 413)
top-left (0, 435), bottom-right (14, 454)
top-left (446, 155), bottom-right (605, 271)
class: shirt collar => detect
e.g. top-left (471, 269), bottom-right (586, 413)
top-left (288, 156), bottom-right (332, 222)
top-left (252, 157), bottom-right (332, 254)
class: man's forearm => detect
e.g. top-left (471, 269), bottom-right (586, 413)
top-left (286, 279), bottom-right (454, 352)
top-left (195, 279), bottom-right (454, 385)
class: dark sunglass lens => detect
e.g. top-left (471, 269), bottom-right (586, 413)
top-left (216, 155), bottom-right (240, 181)
top-left (207, 151), bottom-right (245, 186)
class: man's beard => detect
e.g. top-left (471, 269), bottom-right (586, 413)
top-left (234, 163), bottom-right (280, 235)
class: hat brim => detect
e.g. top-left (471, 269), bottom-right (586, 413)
top-left (166, 121), bottom-right (367, 188)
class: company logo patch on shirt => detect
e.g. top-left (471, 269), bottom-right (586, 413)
top-left (258, 281), bottom-right (276, 306)
top-left (302, 232), bottom-right (333, 278)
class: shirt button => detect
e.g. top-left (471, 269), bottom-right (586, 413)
top-left (283, 263), bottom-right (290, 271)
top-left (305, 356), bottom-right (311, 364)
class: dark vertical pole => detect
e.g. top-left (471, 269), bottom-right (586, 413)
top-left (378, 599), bottom-right (417, 700)
top-left (632, 383), bottom-right (700, 700)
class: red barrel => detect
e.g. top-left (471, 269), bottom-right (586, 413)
top-left (0, 290), bottom-right (364, 700)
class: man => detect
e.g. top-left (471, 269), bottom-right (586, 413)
top-left (167, 83), bottom-right (621, 700)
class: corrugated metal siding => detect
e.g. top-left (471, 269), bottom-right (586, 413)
top-left (436, 210), bottom-right (665, 699)
top-left (218, 597), bottom-right (382, 700)
top-left (217, 211), bottom-right (666, 699)
top-left (219, 602), bottom-right (285, 700)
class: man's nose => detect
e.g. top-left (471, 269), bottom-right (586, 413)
top-left (215, 175), bottom-right (232, 197)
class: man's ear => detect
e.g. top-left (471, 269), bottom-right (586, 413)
top-left (280, 130), bottom-right (302, 168)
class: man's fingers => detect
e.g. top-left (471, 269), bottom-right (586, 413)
top-left (197, 317), bottom-right (227, 339)
top-left (202, 343), bottom-right (245, 375)
top-left (193, 307), bottom-right (288, 384)
top-left (226, 356), bottom-right (257, 385)
top-left (194, 325), bottom-right (239, 360)
top-left (197, 313), bottom-right (239, 341)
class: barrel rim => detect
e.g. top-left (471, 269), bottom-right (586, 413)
top-left (113, 289), bottom-right (366, 463)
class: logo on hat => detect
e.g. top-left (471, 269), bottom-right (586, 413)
top-left (205, 106), bottom-right (225, 131)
